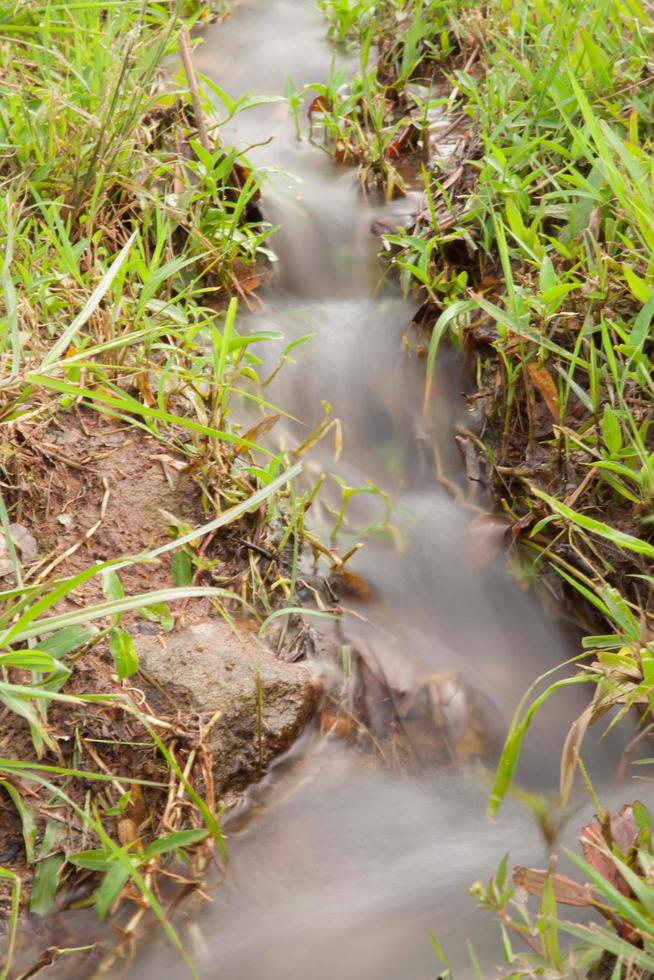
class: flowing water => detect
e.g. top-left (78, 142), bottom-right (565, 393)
top-left (31, 3), bottom-right (640, 977)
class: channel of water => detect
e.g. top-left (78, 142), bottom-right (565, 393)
top-left (128, 3), bottom-right (636, 978)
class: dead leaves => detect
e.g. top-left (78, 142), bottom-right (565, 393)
top-left (526, 362), bottom-right (560, 422)
top-left (0, 523), bottom-right (37, 577)
top-left (513, 865), bottom-right (595, 908)
top-left (514, 802), bottom-right (652, 948)
top-left (463, 513), bottom-right (509, 569)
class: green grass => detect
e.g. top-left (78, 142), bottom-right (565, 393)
top-left (292, 0), bottom-right (464, 193)
top-left (0, 0), bottom-right (322, 972)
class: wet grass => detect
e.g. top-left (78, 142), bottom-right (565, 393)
top-left (313, 0), bottom-right (654, 975)
top-left (295, 0), bottom-right (464, 193)
top-left (0, 0), bottom-right (318, 972)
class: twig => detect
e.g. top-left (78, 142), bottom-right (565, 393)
top-left (178, 31), bottom-right (211, 155)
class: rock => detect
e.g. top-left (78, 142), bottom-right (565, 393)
top-left (136, 621), bottom-right (321, 791)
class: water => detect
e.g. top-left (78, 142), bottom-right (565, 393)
top-left (130, 2), bottom-right (638, 975)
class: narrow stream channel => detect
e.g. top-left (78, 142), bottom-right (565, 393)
top-left (125, 3), bottom-right (633, 978)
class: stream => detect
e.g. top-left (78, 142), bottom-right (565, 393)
top-left (125, 3), bottom-right (637, 978)
top-left (20, 3), bottom-right (638, 978)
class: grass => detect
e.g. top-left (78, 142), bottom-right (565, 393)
top-left (292, 0), bottom-right (464, 194)
top-left (310, 0), bottom-right (654, 975)
top-left (0, 0), bottom-right (326, 973)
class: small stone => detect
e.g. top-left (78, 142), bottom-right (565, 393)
top-left (136, 620), bottom-right (321, 791)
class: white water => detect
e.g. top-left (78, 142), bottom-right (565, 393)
top-left (120, 2), bottom-right (639, 976)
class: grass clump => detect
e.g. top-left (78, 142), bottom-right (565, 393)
top-left (290, 0), bottom-right (468, 193)
top-left (0, 1), bottom-right (315, 972)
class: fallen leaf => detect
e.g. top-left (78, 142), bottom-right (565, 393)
top-left (513, 866), bottom-right (595, 907)
top-left (463, 513), bottom-right (509, 569)
top-left (327, 569), bottom-right (374, 602)
top-left (153, 453), bottom-right (188, 473)
top-left (319, 710), bottom-right (352, 738)
top-left (307, 95), bottom-right (330, 115)
top-left (385, 126), bottom-right (411, 160)
top-left (6, 524), bottom-right (37, 561)
top-left (526, 362), bottom-right (560, 422)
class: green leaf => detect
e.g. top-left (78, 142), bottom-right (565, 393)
top-left (565, 849), bottom-right (654, 937)
top-left (623, 264), bottom-right (652, 304)
top-left (37, 625), bottom-right (97, 658)
top-left (0, 651), bottom-right (65, 675)
top-left (139, 602), bottom-right (174, 632)
top-left (68, 848), bottom-right (113, 872)
top-left (633, 801), bottom-right (652, 851)
top-left (0, 864), bottom-right (20, 976)
top-left (109, 628), bottom-right (139, 680)
top-left (487, 674), bottom-right (597, 818)
top-left (41, 231), bottom-right (137, 369)
top-left (0, 690), bottom-right (58, 753)
top-left (556, 920), bottom-right (654, 971)
top-left (171, 550), bottom-right (193, 587)
top-left (532, 488), bottom-right (654, 560)
top-left (144, 828), bottom-right (208, 860)
top-left (96, 860), bottom-right (134, 919)
top-left (539, 255), bottom-right (558, 293)
top-left (30, 852), bottom-right (65, 916)
top-left (424, 300), bottom-right (476, 414)
top-left (602, 405), bottom-right (623, 454)
top-left (102, 569), bottom-right (125, 603)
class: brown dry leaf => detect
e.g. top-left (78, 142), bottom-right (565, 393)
top-left (308, 95), bottom-right (330, 115)
top-left (3, 524), bottom-right (38, 564)
top-left (136, 371), bottom-right (156, 408)
top-left (153, 453), bottom-right (188, 473)
top-left (327, 569), bottom-right (374, 602)
top-left (320, 710), bottom-right (352, 739)
top-left (513, 866), bottom-right (595, 907)
top-left (117, 817), bottom-right (140, 846)
top-left (385, 126), bottom-right (411, 161)
top-left (580, 817), bottom-right (631, 896)
top-left (526, 362), bottom-right (560, 422)
top-left (560, 701), bottom-right (597, 809)
top-left (610, 804), bottom-right (639, 856)
top-left (235, 414), bottom-right (279, 455)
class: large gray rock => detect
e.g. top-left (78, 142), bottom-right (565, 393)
top-left (136, 621), bottom-right (321, 790)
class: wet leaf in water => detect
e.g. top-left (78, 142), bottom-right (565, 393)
top-left (319, 709), bottom-right (352, 738)
top-left (307, 95), bottom-right (330, 115)
top-left (463, 513), bottom-right (509, 569)
top-left (327, 569), bottom-right (374, 602)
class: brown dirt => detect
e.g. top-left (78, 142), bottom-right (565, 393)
top-left (0, 408), bottom-right (317, 924)
top-left (13, 409), bottom-right (205, 598)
